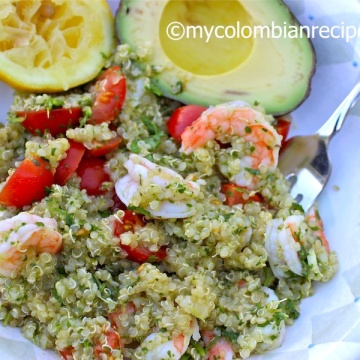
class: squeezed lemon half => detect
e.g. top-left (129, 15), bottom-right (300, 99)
top-left (0, 0), bottom-right (115, 92)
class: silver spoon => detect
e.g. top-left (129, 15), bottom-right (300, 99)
top-left (278, 81), bottom-right (360, 212)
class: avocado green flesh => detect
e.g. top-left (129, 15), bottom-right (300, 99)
top-left (116, 0), bottom-right (315, 115)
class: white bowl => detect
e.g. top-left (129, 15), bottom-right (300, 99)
top-left (0, 1), bottom-right (359, 359)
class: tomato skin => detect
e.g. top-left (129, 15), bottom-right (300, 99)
top-left (89, 66), bottom-right (126, 124)
top-left (113, 210), bottom-right (167, 263)
top-left (76, 157), bottom-right (110, 196)
top-left (93, 328), bottom-right (122, 357)
top-left (121, 244), bottom-right (167, 263)
top-left (108, 302), bottom-right (136, 329)
top-left (0, 156), bottom-right (54, 208)
top-left (59, 346), bottom-right (74, 360)
top-left (274, 117), bottom-right (291, 146)
top-left (87, 136), bottom-right (122, 157)
top-left (221, 183), bottom-right (263, 206)
top-left (18, 107), bottom-right (82, 136)
top-left (113, 210), bottom-right (145, 236)
top-left (167, 105), bottom-right (207, 142)
top-left (54, 140), bottom-right (85, 186)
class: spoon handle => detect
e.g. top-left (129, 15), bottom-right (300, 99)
top-left (316, 81), bottom-right (360, 140)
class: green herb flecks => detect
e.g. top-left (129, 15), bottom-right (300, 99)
top-left (221, 329), bottom-right (238, 342)
top-left (290, 202), bottom-right (304, 213)
top-left (222, 213), bottom-right (234, 221)
top-left (130, 116), bottom-right (165, 154)
top-left (145, 79), bottom-right (163, 96)
top-left (141, 116), bottom-right (158, 135)
top-left (278, 299), bottom-right (300, 320)
top-left (245, 125), bottom-right (252, 134)
top-left (128, 205), bottom-right (151, 217)
top-left (7, 112), bottom-right (24, 124)
top-left (52, 287), bottom-right (63, 304)
top-left (79, 106), bottom-right (92, 127)
top-left (2, 312), bottom-right (11, 326)
top-left (130, 140), bottom-right (141, 154)
top-left (245, 167), bottom-right (261, 176)
top-left (65, 213), bottom-right (75, 227)
top-left (273, 310), bottom-right (288, 326)
top-left (43, 97), bottom-right (64, 111)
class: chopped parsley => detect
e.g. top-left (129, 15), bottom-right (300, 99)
top-left (290, 202), bottom-right (304, 213)
top-left (245, 125), bottom-right (252, 133)
top-left (145, 79), bottom-right (163, 96)
top-left (128, 205), bottom-right (151, 217)
top-left (245, 167), bottom-right (261, 176)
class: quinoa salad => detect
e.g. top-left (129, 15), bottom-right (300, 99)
top-left (0, 44), bottom-right (338, 360)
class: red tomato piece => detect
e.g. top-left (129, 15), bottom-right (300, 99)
top-left (89, 66), bottom-right (126, 124)
top-left (113, 210), bottom-right (167, 263)
top-left (0, 156), bottom-right (54, 208)
top-left (87, 136), bottom-right (122, 157)
top-left (93, 328), bottom-right (122, 357)
top-left (59, 346), bottom-right (74, 360)
top-left (113, 210), bottom-right (145, 236)
top-left (108, 302), bottom-right (136, 329)
top-left (18, 107), bottom-right (82, 136)
top-left (167, 104), bottom-right (207, 142)
top-left (221, 183), bottom-right (263, 206)
top-left (76, 157), bottom-right (110, 196)
top-left (274, 117), bottom-right (291, 146)
top-left (121, 244), bottom-right (167, 263)
top-left (54, 140), bottom-right (85, 186)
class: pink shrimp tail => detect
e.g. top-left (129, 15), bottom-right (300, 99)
top-left (173, 334), bottom-right (186, 353)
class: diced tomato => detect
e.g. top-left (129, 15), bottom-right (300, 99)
top-left (167, 104), bottom-right (207, 142)
top-left (274, 117), bottom-right (291, 146)
top-left (121, 244), bottom-right (167, 263)
top-left (76, 157), bottom-right (110, 196)
top-left (87, 136), bottom-right (122, 157)
top-left (89, 66), bottom-right (126, 124)
top-left (237, 279), bottom-right (247, 288)
top-left (18, 107), bottom-right (82, 136)
top-left (59, 346), bottom-right (74, 360)
top-left (113, 210), bottom-right (167, 263)
top-left (113, 210), bottom-right (145, 236)
top-left (108, 302), bottom-right (136, 329)
top-left (54, 140), bottom-right (85, 186)
top-left (93, 327), bottom-right (122, 358)
top-left (0, 156), bottom-right (54, 208)
top-left (221, 183), bottom-right (263, 206)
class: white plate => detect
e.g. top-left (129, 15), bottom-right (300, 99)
top-left (0, 1), bottom-right (360, 359)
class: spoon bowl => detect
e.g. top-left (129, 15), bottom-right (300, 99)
top-left (278, 81), bottom-right (360, 212)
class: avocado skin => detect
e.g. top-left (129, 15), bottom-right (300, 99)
top-left (115, 0), bottom-right (316, 115)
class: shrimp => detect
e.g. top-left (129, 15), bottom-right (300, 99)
top-left (246, 286), bottom-right (285, 352)
top-left (180, 101), bottom-right (282, 189)
top-left (265, 215), bottom-right (304, 279)
top-left (201, 330), bottom-right (234, 360)
top-left (0, 212), bottom-right (62, 277)
top-left (115, 154), bottom-right (201, 219)
top-left (143, 318), bottom-right (200, 360)
top-left (307, 207), bottom-right (330, 252)
top-left (255, 287), bottom-right (286, 352)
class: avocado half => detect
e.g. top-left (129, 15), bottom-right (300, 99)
top-left (116, 0), bottom-right (315, 115)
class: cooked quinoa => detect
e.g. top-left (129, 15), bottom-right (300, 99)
top-left (0, 44), bottom-right (338, 360)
